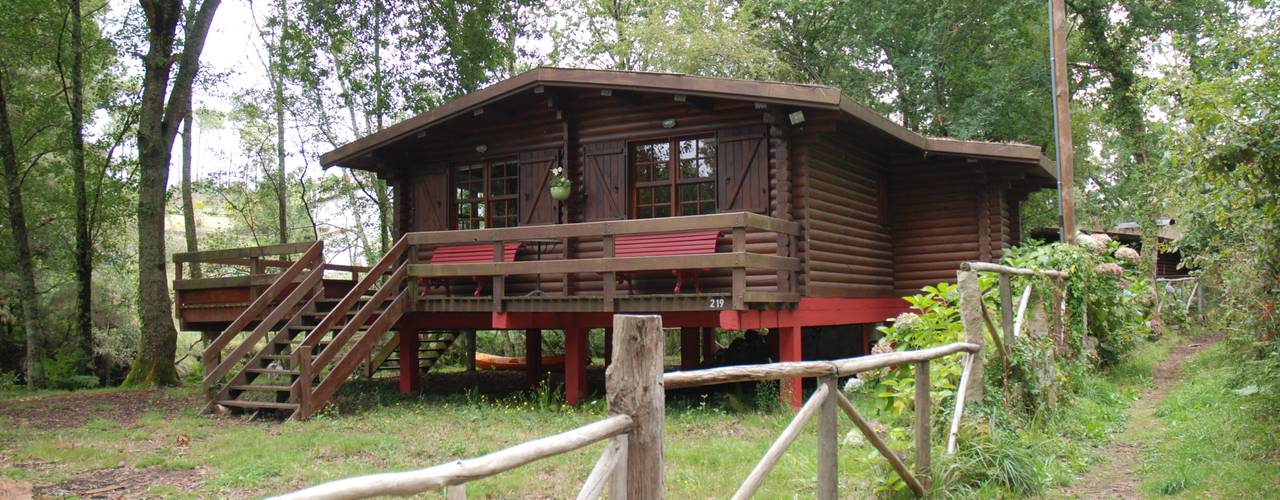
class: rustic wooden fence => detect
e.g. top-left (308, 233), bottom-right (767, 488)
top-left (272, 315), bottom-right (980, 499)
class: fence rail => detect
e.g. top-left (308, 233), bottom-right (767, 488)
top-left (274, 315), bottom-right (979, 499)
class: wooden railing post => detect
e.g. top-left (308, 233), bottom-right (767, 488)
top-left (492, 242), bottom-right (505, 311)
top-left (607, 315), bottom-right (664, 499)
top-left (914, 360), bottom-right (931, 490)
top-left (817, 375), bottom-right (838, 500)
top-left (955, 270), bottom-right (985, 402)
top-left (731, 226), bottom-right (746, 310)
top-left (998, 273), bottom-right (1013, 347)
top-left (602, 235), bottom-right (616, 312)
top-left (297, 345), bottom-right (313, 418)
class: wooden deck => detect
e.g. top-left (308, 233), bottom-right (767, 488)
top-left (172, 213), bottom-right (802, 332)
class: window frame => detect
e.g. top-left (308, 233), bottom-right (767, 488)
top-left (452, 157), bottom-right (519, 230)
top-left (628, 135), bottom-right (717, 220)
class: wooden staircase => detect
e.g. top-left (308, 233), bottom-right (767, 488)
top-left (366, 331), bottom-right (462, 376)
top-left (200, 238), bottom-right (412, 419)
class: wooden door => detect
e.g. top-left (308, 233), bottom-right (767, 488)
top-left (518, 149), bottom-right (559, 226)
top-left (716, 125), bottom-right (769, 213)
top-left (583, 141), bottom-right (627, 221)
top-left (413, 167), bottom-right (449, 231)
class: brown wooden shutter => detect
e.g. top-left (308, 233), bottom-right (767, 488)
top-left (583, 141), bottom-right (627, 221)
top-left (716, 125), bottom-right (769, 213)
top-left (518, 149), bottom-right (559, 226)
top-left (413, 166), bottom-right (449, 231)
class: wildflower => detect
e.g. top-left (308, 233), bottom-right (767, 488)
top-left (1092, 233), bottom-right (1113, 246)
top-left (843, 377), bottom-right (865, 392)
top-left (871, 339), bottom-right (895, 355)
top-left (1114, 246), bottom-right (1140, 261)
top-left (890, 312), bottom-right (920, 332)
top-left (1075, 232), bottom-right (1104, 252)
top-left (843, 429), bottom-right (866, 446)
top-left (1095, 262), bottom-right (1124, 276)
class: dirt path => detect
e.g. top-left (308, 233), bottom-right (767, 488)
top-left (1060, 338), bottom-right (1215, 499)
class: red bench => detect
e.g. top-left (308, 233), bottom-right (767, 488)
top-left (613, 230), bottom-right (721, 294)
top-left (422, 242), bottom-right (523, 297)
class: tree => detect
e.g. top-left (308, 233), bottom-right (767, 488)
top-left (0, 71), bottom-right (46, 388)
top-left (125, 0), bottom-right (221, 387)
top-left (1065, 0), bottom-right (1234, 333)
top-left (552, 0), bottom-right (784, 79)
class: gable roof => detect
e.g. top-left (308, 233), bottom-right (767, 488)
top-left (320, 66), bottom-right (1056, 178)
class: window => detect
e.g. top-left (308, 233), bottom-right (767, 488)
top-left (631, 136), bottom-right (716, 219)
top-left (454, 160), bottom-right (519, 229)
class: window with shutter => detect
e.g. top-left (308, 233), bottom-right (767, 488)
top-left (715, 125), bottom-right (769, 213)
top-left (583, 141), bottom-right (627, 221)
top-left (518, 149), bottom-right (559, 226)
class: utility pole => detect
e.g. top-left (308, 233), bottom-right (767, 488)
top-left (1049, 0), bottom-right (1076, 240)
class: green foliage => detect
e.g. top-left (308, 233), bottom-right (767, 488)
top-left (851, 283), bottom-right (963, 417)
top-left (41, 352), bottom-right (99, 391)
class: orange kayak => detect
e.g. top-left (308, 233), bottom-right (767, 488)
top-left (474, 352), bottom-right (565, 371)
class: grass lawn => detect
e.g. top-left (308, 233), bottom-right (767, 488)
top-left (1137, 338), bottom-right (1280, 497)
top-left (0, 375), bottom-right (899, 498)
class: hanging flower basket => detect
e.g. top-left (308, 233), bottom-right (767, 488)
top-left (550, 166), bottom-right (571, 201)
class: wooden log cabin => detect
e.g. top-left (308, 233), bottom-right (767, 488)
top-left (177, 68), bottom-right (1055, 417)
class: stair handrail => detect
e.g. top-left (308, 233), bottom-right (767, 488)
top-left (309, 262), bottom-right (409, 371)
top-left (202, 241), bottom-right (324, 382)
top-left (295, 236), bottom-right (408, 363)
top-left (308, 285), bottom-right (411, 411)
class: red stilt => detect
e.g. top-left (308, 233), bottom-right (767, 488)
top-left (398, 330), bottom-right (421, 394)
top-left (700, 328), bottom-right (717, 366)
top-left (778, 326), bottom-right (803, 409)
top-left (603, 328), bottom-right (613, 367)
top-left (565, 327), bottom-right (588, 405)
top-left (526, 329), bottom-right (543, 389)
top-left (680, 327), bottom-right (700, 370)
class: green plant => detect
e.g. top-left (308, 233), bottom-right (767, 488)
top-left (42, 352), bottom-right (99, 391)
top-left (853, 283), bottom-right (964, 416)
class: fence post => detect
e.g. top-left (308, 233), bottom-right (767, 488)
top-left (914, 360), bottom-right (932, 490)
top-left (817, 375), bottom-right (838, 500)
top-left (297, 345), bottom-right (312, 419)
top-left (998, 273), bottom-right (1014, 346)
top-left (955, 270), bottom-right (986, 402)
top-left (607, 315), bottom-right (665, 500)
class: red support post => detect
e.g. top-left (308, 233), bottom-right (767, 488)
top-left (680, 327), bottom-right (700, 370)
top-left (565, 326), bottom-right (588, 405)
top-left (398, 330), bottom-right (421, 394)
top-left (778, 326), bottom-right (803, 409)
top-left (526, 329), bottom-right (543, 389)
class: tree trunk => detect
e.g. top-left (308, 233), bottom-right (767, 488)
top-left (181, 114), bottom-right (200, 278)
top-left (272, 0), bottom-right (288, 244)
top-left (125, 0), bottom-right (222, 387)
top-left (0, 73), bottom-right (46, 388)
top-left (376, 179), bottom-right (390, 255)
top-left (69, 0), bottom-right (104, 383)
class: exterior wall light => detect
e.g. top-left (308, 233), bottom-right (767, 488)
top-left (475, 144), bottom-right (488, 154)
top-left (662, 119), bottom-right (677, 129)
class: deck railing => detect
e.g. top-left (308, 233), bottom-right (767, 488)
top-left (403, 211), bottom-right (801, 311)
top-left (273, 315), bottom-right (981, 499)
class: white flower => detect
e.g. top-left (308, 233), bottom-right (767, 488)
top-left (843, 377), bottom-right (865, 392)
top-left (1093, 233), bottom-right (1113, 246)
top-left (1075, 232), bottom-right (1104, 252)
top-left (891, 312), bottom-right (920, 332)
top-left (843, 429), bottom-right (866, 446)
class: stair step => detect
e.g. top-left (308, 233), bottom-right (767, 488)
top-left (218, 400), bottom-right (298, 410)
top-left (245, 368), bottom-right (299, 376)
top-left (229, 384), bottom-right (293, 392)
